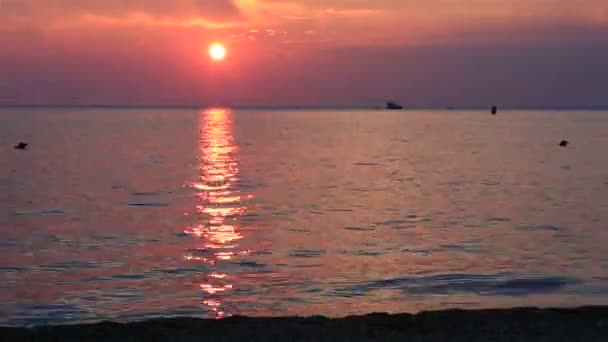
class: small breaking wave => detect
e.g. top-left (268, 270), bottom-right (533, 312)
top-left (330, 273), bottom-right (580, 298)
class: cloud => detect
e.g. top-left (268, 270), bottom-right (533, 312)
top-left (238, 0), bottom-right (608, 47)
top-left (0, 0), bottom-right (244, 28)
top-left (3, 0), bottom-right (606, 42)
top-left (322, 8), bottom-right (381, 16)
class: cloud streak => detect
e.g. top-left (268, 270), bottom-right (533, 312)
top-left (1, 0), bottom-right (244, 28)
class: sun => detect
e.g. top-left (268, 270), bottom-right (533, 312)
top-left (209, 43), bottom-right (227, 61)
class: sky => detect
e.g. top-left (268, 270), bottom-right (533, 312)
top-left (1, 0), bottom-right (607, 107)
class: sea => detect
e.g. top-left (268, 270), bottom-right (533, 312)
top-left (1, 107), bottom-right (608, 326)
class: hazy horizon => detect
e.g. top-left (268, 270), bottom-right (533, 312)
top-left (2, 104), bottom-right (608, 110)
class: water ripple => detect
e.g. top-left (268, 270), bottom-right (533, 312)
top-left (330, 273), bottom-right (580, 297)
top-left (289, 249), bottom-right (326, 258)
top-left (518, 224), bottom-right (565, 232)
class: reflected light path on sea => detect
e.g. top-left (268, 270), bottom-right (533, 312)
top-left (184, 109), bottom-right (251, 318)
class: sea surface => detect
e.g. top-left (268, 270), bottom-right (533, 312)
top-left (1, 107), bottom-right (608, 326)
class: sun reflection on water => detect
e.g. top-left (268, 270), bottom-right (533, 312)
top-left (184, 108), bottom-right (249, 318)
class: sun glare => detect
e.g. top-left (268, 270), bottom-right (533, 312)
top-left (209, 43), bottom-right (227, 61)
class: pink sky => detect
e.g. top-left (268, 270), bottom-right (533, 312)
top-left (1, 0), bottom-right (607, 106)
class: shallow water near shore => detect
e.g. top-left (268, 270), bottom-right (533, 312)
top-left (2, 107), bottom-right (608, 326)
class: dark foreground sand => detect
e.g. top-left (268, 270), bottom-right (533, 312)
top-left (2, 306), bottom-right (608, 341)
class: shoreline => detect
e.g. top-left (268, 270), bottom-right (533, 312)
top-left (2, 306), bottom-right (608, 341)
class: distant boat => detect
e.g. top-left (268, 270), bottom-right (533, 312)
top-left (386, 101), bottom-right (403, 110)
top-left (14, 142), bottom-right (28, 150)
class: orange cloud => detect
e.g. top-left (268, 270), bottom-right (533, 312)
top-left (0, 0), bottom-right (244, 28)
top-left (323, 8), bottom-right (381, 16)
top-left (1, 0), bottom-right (606, 46)
top-left (222, 0), bottom-right (606, 46)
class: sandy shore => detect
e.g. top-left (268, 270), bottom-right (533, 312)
top-left (2, 306), bottom-right (608, 341)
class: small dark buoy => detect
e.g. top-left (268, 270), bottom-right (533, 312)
top-left (491, 106), bottom-right (498, 115)
top-left (14, 142), bottom-right (28, 150)
top-left (559, 140), bottom-right (569, 147)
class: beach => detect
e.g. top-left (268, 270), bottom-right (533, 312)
top-left (3, 306), bottom-right (608, 341)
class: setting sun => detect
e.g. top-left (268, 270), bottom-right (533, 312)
top-left (209, 43), bottom-right (227, 61)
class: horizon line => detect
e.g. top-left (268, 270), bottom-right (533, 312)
top-left (1, 104), bottom-right (608, 110)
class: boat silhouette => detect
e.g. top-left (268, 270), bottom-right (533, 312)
top-left (386, 101), bottom-right (403, 110)
top-left (14, 142), bottom-right (28, 150)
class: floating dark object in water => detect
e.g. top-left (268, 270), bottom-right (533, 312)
top-left (559, 140), bottom-right (569, 147)
top-left (491, 106), bottom-right (498, 115)
top-left (447, 107), bottom-right (455, 110)
top-left (14, 142), bottom-right (28, 150)
top-left (386, 101), bottom-right (403, 110)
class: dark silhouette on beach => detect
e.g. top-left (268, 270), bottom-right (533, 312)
top-left (14, 142), bottom-right (28, 150)
top-left (3, 306), bottom-right (607, 342)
